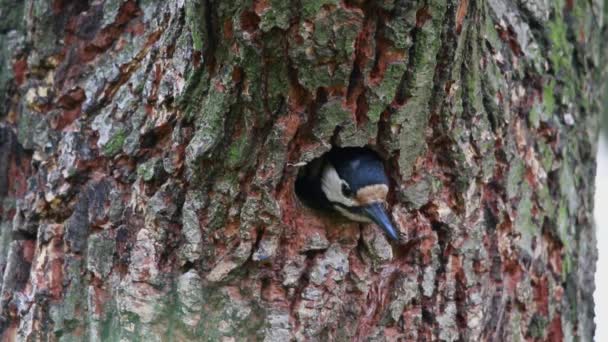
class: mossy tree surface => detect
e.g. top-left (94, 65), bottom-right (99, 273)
top-left (0, 0), bottom-right (604, 340)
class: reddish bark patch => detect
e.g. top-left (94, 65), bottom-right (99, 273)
top-left (416, 5), bottom-right (433, 28)
top-left (90, 276), bottom-right (110, 316)
top-left (52, 0), bottom-right (70, 13)
top-left (232, 67), bottom-right (243, 84)
top-left (192, 51), bottom-right (202, 68)
top-left (261, 280), bottom-right (288, 306)
top-left (82, 34), bottom-right (117, 62)
top-left (369, 38), bottom-right (405, 86)
top-left (55, 0), bottom-right (141, 99)
top-left (496, 90), bottom-right (504, 105)
top-left (7, 154), bottom-right (30, 199)
top-left (22, 240), bottom-right (36, 264)
top-left (496, 24), bottom-right (523, 57)
top-left (115, 1), bottom-right (140, 26)
top-left (326, 85), bottom-right (346, 99)
top-left (503, 258), bottom-right (523, 295)
top-left (451, 254), bottom-right (465, 283)
top-left (537, 121), bottom-right (559, 151)
top-left (144, 29), bottom-right (163, 49)
top-left (354, 93), bottom-right (369, 127)
top-left (524, 165), bottom-right (538, 190)
top-left (57, 87), bottom-right (86, 110)
top-left (240, 10), bottom-right (261, 33)
top-left (168, 144), bottom-right (186, 173)
top-left (128, 19), bottom-right (146, 37)
top-left (278, 112), bottom-right (303, 142)
top-left (80, 0), bottom-right (141, 62)
top-left (146, 63), bottom-right (163, 103)
top-left (455, 0), bottom-right (469, 34)
top-left (52, 108), bottom-right (81, 131)
top-left (548, 314), bottom-right (564, 341)
top-left (543, 230), bottom-right (563, 277)
top-left (548, 246), bottom-right (563, 277)
top-left (578, 26), bottom-right (586, 44)
top-left (12, 58), bottom-right (27, 86)
top-left (49, 254), bottom-right (64, 299)
top-left (223, 19), bottom-right (234, 40)
top-left (254, 0), bottom-right (270, 15)
top-left (533, 275), bottom-right (549, 315)
top-left (287, 78), bottom-right (309, 113)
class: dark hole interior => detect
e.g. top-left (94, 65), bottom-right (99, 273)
top-left (294, 152), bottom-right (328, 213)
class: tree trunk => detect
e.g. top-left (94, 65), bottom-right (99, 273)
top-left (0, 0), bottom-right (603, 340)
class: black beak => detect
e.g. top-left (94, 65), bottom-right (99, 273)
top-left (362, 203), bottom-right (399, 241)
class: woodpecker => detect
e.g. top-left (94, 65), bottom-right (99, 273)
top-left (295, 147), bottom-right (399, 241)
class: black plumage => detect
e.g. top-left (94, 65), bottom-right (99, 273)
top-left (325, 147), bottom-right (389, 193)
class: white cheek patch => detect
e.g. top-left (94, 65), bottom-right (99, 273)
top-left (334, 205), bottom-right (370, 223)
top-left (321, 165), bottom-right (358, 207)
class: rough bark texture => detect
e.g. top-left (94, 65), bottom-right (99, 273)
top-left (0, 0), bottom-right (604, 340)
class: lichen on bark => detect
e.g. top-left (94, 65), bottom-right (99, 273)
top-left (0, 0), bottom-right (604, 340)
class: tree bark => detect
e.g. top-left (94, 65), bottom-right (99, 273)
top-left (0, 0), bottom-right (603, 340)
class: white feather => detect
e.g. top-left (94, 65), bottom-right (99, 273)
top-left (321, 164), bottom-right (357, 207)
top-left (334, 205), bottom-right (370, 222)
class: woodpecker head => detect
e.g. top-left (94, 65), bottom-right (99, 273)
top-left (320, 147), bottom-right (399, 241)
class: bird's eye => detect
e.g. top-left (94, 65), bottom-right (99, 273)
top-left (341, 183), bottom-right (352, 197)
